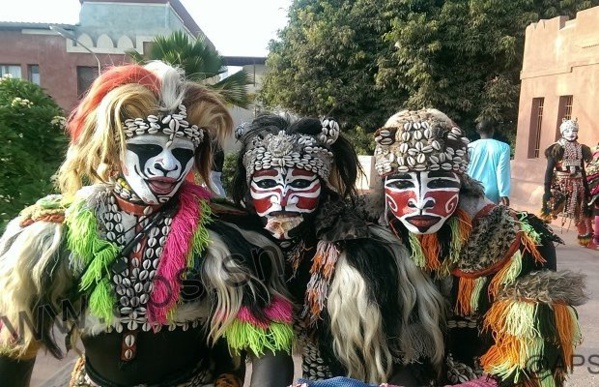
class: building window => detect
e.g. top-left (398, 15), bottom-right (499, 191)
top-left (528, 98), bottom-right (544, 159)
top-left (28, 65), bottom-right (40, 85)
top-left (77, 66), bottom-right (98, 96)
top-left (0, 65), bottom-right (22, 78)
top-left (556, 95), bottom-right (573, 140)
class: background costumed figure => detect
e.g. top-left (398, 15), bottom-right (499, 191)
top-left (368, 108), bottom-right (586, 386)
top-left (0, 62), bottom-right (294, 386)
top-left (540, 118), bottom-right (594, 247)
top-left (232, 114), bottom-right (447, 386)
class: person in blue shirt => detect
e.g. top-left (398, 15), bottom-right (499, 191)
top-left (466, 120), bottom-right (511, 205)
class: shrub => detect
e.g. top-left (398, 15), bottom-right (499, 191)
top-left (0, 75), bottom-right (67, 228)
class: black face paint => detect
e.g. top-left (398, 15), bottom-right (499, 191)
top-left (126, 143), bottom-right (163, 177)
top-left (172, 148), bottom-right (195, 168)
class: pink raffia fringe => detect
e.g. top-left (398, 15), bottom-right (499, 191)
top-left (147, 183), bottom-right (211, 324)
top-left (236, 296), bottom-right (293, 328)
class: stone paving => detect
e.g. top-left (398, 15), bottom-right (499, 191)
top-left (27, 206), bottom-right (599, 386)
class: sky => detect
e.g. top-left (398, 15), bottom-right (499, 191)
top-left (0, 0), bottom-right (292, 57)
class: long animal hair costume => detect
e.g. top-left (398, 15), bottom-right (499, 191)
top-left (540, 118), bottom-right (594, 246)
top-left (0, 62), bottom-right (293, 387)
top-left (232, 114), bottom-right (447, 386)
top-left (367, 108), bottom-right (587, 387)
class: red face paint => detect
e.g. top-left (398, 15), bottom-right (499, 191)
top-left (385, 171), bottom-right (461, 234)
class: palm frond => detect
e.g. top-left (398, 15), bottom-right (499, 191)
top-left (124, 31), bottom-right (250, 109)
top-left (212, 70), bottom-right (253, 108)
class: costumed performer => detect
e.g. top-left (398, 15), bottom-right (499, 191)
top-left (369, 108), bottom-right (586, 386)
top-left (0, 62), bottom-right (294, 387)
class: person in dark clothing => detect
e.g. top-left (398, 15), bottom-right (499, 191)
top-left (210, 141), bottom-right (227, 197)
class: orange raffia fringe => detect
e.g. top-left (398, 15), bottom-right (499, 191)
top-left (310, 241), bottom-right (339, 280)
top-left (455, 277), bottom-right (477, 316)
top-left (482, 300), bottom-right (513, 340)
top-left (305, 241), bottom-right (340, 325)
top-left (553, 303), bottom-right (580, 370)
top-left (20, 214), bottom-right (65, 227)
top-left (418, 233), bottom-right (441, 270)
top-left (480, 334), bottom-right (522, 373)
top-left (520, 231), bottom-right (546, 265)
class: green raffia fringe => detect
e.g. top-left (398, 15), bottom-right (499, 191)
top-left (470, 277), bottom-right (487, 314)
top-left (88, 278), bottom-right (116, 323)
top-left (66, 199), bottom-right (119, 323)
top-left (188, 200), bottom-right (213, 269)
top-left (519, 216), bottom-right (542, 245)
top-left (65, 195), bottom-right (214, 324)
top-left (500, 250), bottom-right (523, 288)
top-left (224, 320), bottom-right (293, 357)
top-left (408, 233), bottom-right (426, 269)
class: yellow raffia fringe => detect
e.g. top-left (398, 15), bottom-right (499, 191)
top-left (470, 277), bottom-right (488, 314)
top-left (408, 233), bottom-right (426, 269)
top-left (488, 250), bottom-right (523, 298)
top-left (483, 299), bottom-right (539, 340)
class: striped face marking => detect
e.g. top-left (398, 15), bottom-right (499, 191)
top-left (250, 167), bottom-right (321, 239)
top-left (123, 134), bottom-right (195, 205)
top-left (385, 171), bottom-right (461, 234)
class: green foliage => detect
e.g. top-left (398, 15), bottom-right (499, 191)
top-left (127, 31), bottom-right (253, 108)
top-left (221, 151), bottom-right (239, 197)
top-left (345, 126), bottom-right (375, 155)
top-left (261, 0), bottom-right (599, 145)
top-left (260, 0), bottom-right (403, 131)
top-left (0, 75), bottom-right (67, 228)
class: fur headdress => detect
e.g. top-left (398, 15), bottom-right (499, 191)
top-left (231, 114), bottom-right (360, 205)
top-left (57, 61), bottom-right (232, 199)
top-left (374, 108), bottom-right (470, 177)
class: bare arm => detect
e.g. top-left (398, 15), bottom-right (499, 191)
top-left (497, 144), bottom-right (511, 203)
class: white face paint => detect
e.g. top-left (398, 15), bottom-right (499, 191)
top-left (249, 167), bottom-right (322, 239)
top-left (561, 125), bottom-right (579, 142)
top-left (123, 134), bottom-right (195, 205)
top-left (385, 171), bottom-right (461, 234)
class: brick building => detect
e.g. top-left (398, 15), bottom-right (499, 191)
top-left (512, 7), bottom-right (599, 208)
top-left (0, 0), bottom-right (210, 112)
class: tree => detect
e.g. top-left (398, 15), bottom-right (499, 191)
top-left (379, 0), bottom-right (599, 138)
top-left (127, 31), bottom-right (253, 108)
top-left (0, 75), bottom-right (67, 229)
top-left (261, 0), bottom-right (599, 145)
top-left (260, 0), bottom-right (404, 134)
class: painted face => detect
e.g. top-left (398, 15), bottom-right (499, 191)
top-left (561, 125), bottom-right (579, 142)
top-left (385, 171), bottom-right (461, 234)
top-left (123, 134), bottom-right (195, 205)
top-left (249, 167), bottom-right (321, 239)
